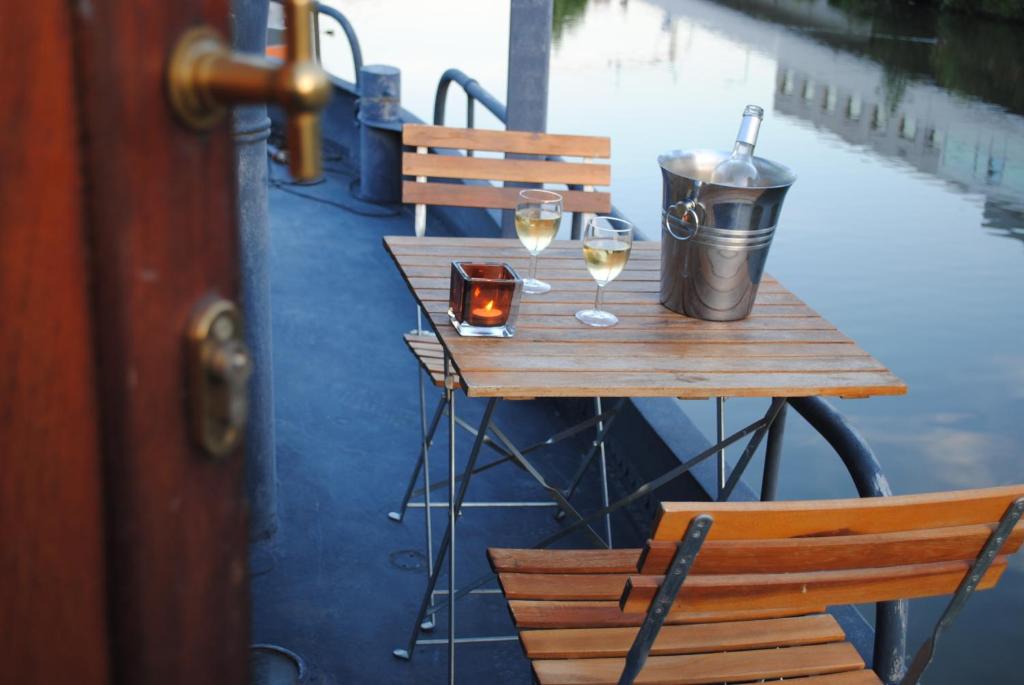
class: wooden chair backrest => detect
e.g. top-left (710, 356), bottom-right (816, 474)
top-left (620, 485), bottom-right (1024, 616)
top-left (401, 124), bottom-right (612, 236)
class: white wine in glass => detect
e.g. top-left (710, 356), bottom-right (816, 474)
top-left (515, 189), bottom-right (563, 294)
top-left (576, 217), bottom-right (633, 327)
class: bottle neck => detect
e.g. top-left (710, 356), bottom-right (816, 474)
top-left (731, 140), bottom-right (754, 161)
top-left (735, 113), bottom-right (761, 148)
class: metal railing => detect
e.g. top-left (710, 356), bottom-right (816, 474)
top-left (313, 2), bottom-right (364, 91)
top-left (786, 397), bottom-right (908, 684)
top-left (433, 68), bottom-right (508, 130)
top-left (432, 69), bottom-right (601, 236)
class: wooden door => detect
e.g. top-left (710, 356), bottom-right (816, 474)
top-left (1, 0), bottom-right (248, 683)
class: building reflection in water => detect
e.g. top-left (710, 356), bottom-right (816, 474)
top-left (774, 63), bottom-right (1024, 230)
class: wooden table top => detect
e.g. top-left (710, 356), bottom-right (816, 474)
top-left (384, 236), bottom-right (907, 400)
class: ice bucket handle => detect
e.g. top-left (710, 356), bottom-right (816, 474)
top-left (663, 200), bottom-right (701, 241)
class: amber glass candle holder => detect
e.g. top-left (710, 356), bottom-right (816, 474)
top-left (448, 262), bottom-right (523, 337)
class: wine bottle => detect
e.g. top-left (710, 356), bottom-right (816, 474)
top-left (710, 105), bottom-right (763, 187)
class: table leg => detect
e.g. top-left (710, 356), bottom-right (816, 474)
top-left (437, 397), bottom-right (789, 609)
top-left (447, 358), bottom-right (456, 685)
top-left (487, 422), bottom-right (609, 549)
top-left (761, 401), bottom-right (788, 502)
top-left (392, 395), bottom-right (499, 662)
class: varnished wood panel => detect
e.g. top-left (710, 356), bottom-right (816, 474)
top-left (0, 0), bottom-right (110, 681)
top-left (403, 124), bottom-right (611, 157)
top-left (72, 0), bottom-right (249, 682)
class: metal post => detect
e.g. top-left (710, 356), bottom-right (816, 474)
top-left (232, 0), bottom-right (278, 542)
top-left (502, 0), bottom-right (553, 236)
top-left (357, 65), bottom-right (403, 204)
top-left (760, 401), bottom-right (787, 501)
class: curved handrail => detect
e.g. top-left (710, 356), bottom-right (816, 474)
top-left (433, 68), bottom-right (508, 126)
top-left (313, 2), bottom-right (364, 91)
top-left (788, 397), bottom-right (908, 684)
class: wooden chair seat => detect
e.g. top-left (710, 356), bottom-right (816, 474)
top-left (403, 332), bottom-right (460, 388)
top-left (488, 485), bottom-right (1024, 685)
top-left (531, 641), bottom-right (879, 685)
top-left (494, 554), bottom-right (878, 684)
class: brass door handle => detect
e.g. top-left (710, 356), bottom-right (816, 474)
top-left (167, 0), bottom-right (331, 181)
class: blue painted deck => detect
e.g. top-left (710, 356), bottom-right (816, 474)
top-left (252, 161), bottom-right (644, 684)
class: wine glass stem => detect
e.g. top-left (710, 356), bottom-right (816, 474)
top-left (593, 283), bottom-right (604, 311)
top-left (529, 252), bottom-right (539, 282)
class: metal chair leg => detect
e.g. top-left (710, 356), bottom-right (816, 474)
top-left (418, 370), bottom-right (436, 631)
top-left (594, 397), bottom-right (613, 547)
top-left (388, 389), bottom-right (446, 522)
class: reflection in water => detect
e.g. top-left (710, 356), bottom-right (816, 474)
top-left (552, 0), bottom-right (590, 45)
top-left (774, 64), bottom-right (1024, 212)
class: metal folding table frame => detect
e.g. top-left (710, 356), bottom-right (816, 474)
top-left (393, 352), bottom-right (789, 675)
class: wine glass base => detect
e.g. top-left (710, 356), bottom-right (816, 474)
top-left (523, 278), bottom-right (551, 295)
top-left (575, 309), bottom-right (618, 327)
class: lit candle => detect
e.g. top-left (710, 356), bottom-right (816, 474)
top-left (471, 299), bottom-right (504, 323)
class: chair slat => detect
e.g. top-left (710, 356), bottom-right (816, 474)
top-left (402, 333), bottom-right (455, 388)
top-left (532, 642), bottom-right (865, 685)
top-left (508, 600), bottom-right (826, 629)
top-left (500, 573), bottom-right (630, 601)
top-left (620, 558), bottom-right (1008, 615)
top-left (489, 548), bottom-right (641, 574)
top-left (520, 613), bottom-right (844, 659)
top-left (638, 523), bottom-right (1024, 574)
top-left (403, 123), bottom-right (610, 158)
top-left (402, 181), bottom-right (611, 213)
top-left (653, 485), bottom-right (1024, 541)
top-left (403, 152), bottom-right (611, 186)
top-left (782, 671), bottom-right (883, 684)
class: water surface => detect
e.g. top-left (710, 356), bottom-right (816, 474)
top-left (321, 1), bottom-right (1024, 680)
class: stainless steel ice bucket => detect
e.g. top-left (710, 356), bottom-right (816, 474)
top-left (658, 149), bottom-right (796, 321)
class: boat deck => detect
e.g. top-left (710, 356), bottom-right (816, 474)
top-left (253, 161), bottom-right (644, 683)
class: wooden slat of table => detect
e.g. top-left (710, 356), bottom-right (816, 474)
top-left (384, 237), bottom-right (907, 399)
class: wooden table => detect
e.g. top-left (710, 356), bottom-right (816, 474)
top-left (384, 235), bottom-right (906, 669)
top-left (385, 236), bottom-right (906, 401)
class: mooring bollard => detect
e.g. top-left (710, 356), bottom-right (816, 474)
top-left (358, 64), bottom-right (403, 204)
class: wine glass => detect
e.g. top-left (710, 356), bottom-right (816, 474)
top-left (575, 216), bottom-right (633, 327)
top-left (515, 189), bottom-right (563, 295)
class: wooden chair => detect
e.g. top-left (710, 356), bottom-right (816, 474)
top-left (390, 124), bottom-right (613, 530)
top-left (488, 484), bottom-right (1024, 685)
top-left (400, 123), bottom-right (612, 385)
